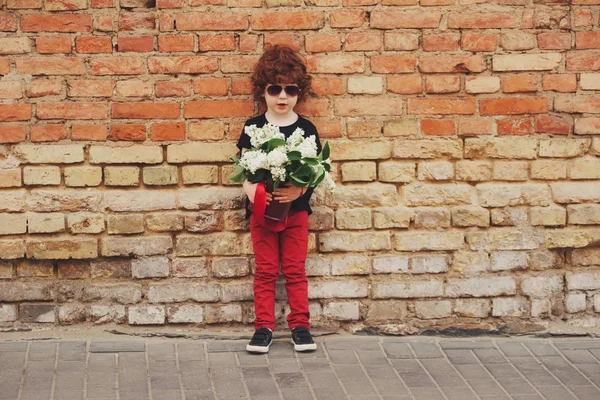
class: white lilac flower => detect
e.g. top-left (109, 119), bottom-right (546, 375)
top-left (239, 149), bottom-right (268, 174)
top-left (285, 128), bottom-right (305, 149)
top-left (270, 166), bottom-right (287, 182)
top-left (266, 147), bottom-right (288, 168)
top-left (322, 172), bottom-right (336, 191)
top-left (296, 135), bottom-right (318, 158)
top-left (246, 123), bottom-right (285, 148)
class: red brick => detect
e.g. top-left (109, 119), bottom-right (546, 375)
top-left (575, 118), bottom-right (600, 134)
top-left (178, 12), bottom-right (248, 31)
top-left (157, 0), bottom-right (183, 7)
top-left (155, 81), bottom-right (191, 97)
top-left (27, 79), bottom-right (62, 97)
top-left (425, 76), bottom-right (461, 94)
top-left (408, 98), bottom-right (476, 115)
top-left (0, 126), bottom-right (27, 143)
top-left (119, 13), bottom-right (155, 31)
top-left (0, 81), bottom-right (23, 99)
top-left (95, 15), bottom-right (114, 31)
top-left (538, 32), bottom-right (571, 50)
top-left (312, 77), bottom-right (344, 96)
top-left (8, 0), bottom-right (42, 8)
top-left (448, 12), bottom-right (519, 28)
top-left (199, 34), bottom-right (235, 51)
top-left (151, 122), bottom-right (185, 141)
top-left (239, 34), bottom-right (258, 52)
top-left (306, 34), bottom-right (342, 53)
top-left (534, 9), bottom-right (569, 29)
top-left (0, 14), bottom-right (18, 31)
top-left (251, 11), bottom-right (323, 30)
top-left (231, 77), bottom-right (252, 95)
top-left (89, 57), bottom-right (145, 75)
top-left (371, 55), bottom-right (416, 73)
top-left (535, 115), bottom-right (570, 135)
top-left (497, 118), bottom-right (532, 135)
top-left (576, 31), bottom-right (600, 49)
top-left (423, 33), bottom-right (460, 52)
top-left (76, 36), bottom-right (112, 53)
top-left (419, 55), bottom-right (486, 73)
top-left (37, 103), bottom-right (107, 120)
top-left (480, 98), bottom-right (548, 115)
top-left (347, 120), bottom-right (382, 138)
top-left (185, 100), bottom-right (253, 118)
top-left (265, 32), bottom-right (302, 51)
top-left (502, 74), bottom-right (538, 93)
top-left (290, 99), bottom-right (326, 118)
top-left (345, 32), bottom-right (381, 51)
top-left (228, 120), bottom-right (246, 140)
top-left (384, 33), bottom-right (419, 51)
top-left (71, 124), bottom-right (108, 141)
top-left (91, 0), bottom-right (115, 7)
top-left (542, 74), bottom-right (577, 92)
top-left (574, 9), bottom-right (593, 27)
top-left (46, 0), bottom-right (86, 10)
top-left (112, 102), bottom-right (180, 119)
top-left (158, 35), bottom-right (194, 52)
top-left (16, 57), bottom-right (86, 75)
top-left (158, 14), bottom-right (174, 32)
top-left (334, 98), bottom-right (402, 116)
top-left (555, 96), bottom-right (600, 113)
top-left (21, 14), bottom-right (92, 32)
top-left (330, 10), bottom-right (365, 28)
top-left (0, 59), bottom-right (10, 75)
top-left (31, 124), bottom-right (67, 142)
top-left (118, 35), bottom-right (154, 52)
top-left (387, 75), bottom-right (422, 95)
top-left (307, 55), bottom-right (365, 74)
top-left (148, 56), bottom-right (218, 74)
top-left (370, 11), bottom-right (441, 29)
top-left (343, 0), bottom-right (377, 5)
top-left (190, 0), bottom-right (225, 5)
top-left (461, 33), bottom-right (497, 52)
top-left (421, 0), bottom-right (454, 4)
top-left (189, 120), bottom-right (225, 141)
top-left (109, 124), bottom-right (146, 141)
top-left (193, 78), bottom-right (229, 96)
top-left (0, 104), bottom-right (32, 121)
top-left (458, 118), bottom-right (493, 136)
top-left (566, 52), bottom-right (600, 71)
top-left (421, 119), bottom-right (455, 136)
top-left (312, 119), bottom-right (342, 138)
top-left (381, 0), bottom-right (417, 4)
top-left (67, 80), bottom-right (114, 97)
top-left (36, 36), bottom-right (71, 54)
top-left (221, 55), bottom-right (259, 73)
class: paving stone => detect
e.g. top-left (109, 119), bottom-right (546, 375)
top-left (206, 340), bottom-right (246, 353)
top-left (0, 342), bottom-right (27, 352)
top-left (474, 349), bottom-right (508, 364)
top-left (58, 341), bottom-right (86, 361)
top-left (176, 342), bottom-right (206, 360)
top-left (523, 341), bottom-right (560, 356)
top-left (553, 340), bottom-right (600, 350)
top-left (561, 350), bottom-right (599, 364)
top-left (382, 343), bottom-right (414, 359)
top-left (327, 348), bottom-right (359, 364)
top-left (410, 343), bottom-right (444, 358)
top-left (497, 341), bottom-right (530, 357)
top-left (445, 349), bottom-right (479, 364)
top-left (148, 342), bottom-right (176, 360)
top-left (90, 341), bottom-right (145, 353)
top-left (440, 339), bottom-right (495, 349)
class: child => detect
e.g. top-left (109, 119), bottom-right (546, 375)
top-left (236, 45), bottom-right (322, 353)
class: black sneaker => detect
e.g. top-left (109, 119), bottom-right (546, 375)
top-left (246, 327), bottom-right (273, 353)
top-left (291, 326), bottom-right (317, 352)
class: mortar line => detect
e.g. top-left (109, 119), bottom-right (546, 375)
top-left (433, 339), bottom-right (482, 400)
top-left (16, 341), bottom-right (31, 400)
top-left (376, 340), bottom-right (416, 400)
top-left (174, 343), bottom-right (186, 400)
top-left (352, 339), bottom-right (385, 400)
top-left (48, 342), bottom-right (59, 400)
top-left (294, 346), bottom-right (318, 400)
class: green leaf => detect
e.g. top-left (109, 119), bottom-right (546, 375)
top-left (311, 170), bottom-right (326, 187)
top-left (290, 175), bottom-right (309, 186)
top-left (248, 169), bottom-right (266, 183)
top-left (321, 141), bottom-right (330, 161)
top-left (303, 158), bottom-right (319, 166)
top-left (324, 163), bottom-right (331, 172)
top-left (287, 151), bottom-right (302, 161)
top-left (228, 170), bottom-right (246, 183)
top-left (261, 138), bottom-right (286, 152)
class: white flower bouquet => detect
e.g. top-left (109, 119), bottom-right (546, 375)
top-left (229, 123), bottom-right (335, 193)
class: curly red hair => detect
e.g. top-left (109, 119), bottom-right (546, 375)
top-left (251, 45), bottom-right (312, 103)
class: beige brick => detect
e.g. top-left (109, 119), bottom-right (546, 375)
top-left (222, 281), bottom-right (253, 303)
top-left (565, 293), bottom-right (586, 313)
top-left (568, 204), bottom-right (600, 225)
top-left (324, 301), bottom-right (360, 320)
top-left (90, 145), bottom-right (162, 164)
top-left (538, 139), bottom-right (590, 158)
top-left (467, 229), bottom-right (537, 251)
top-left (205, 304), bottom-right (242, 324)
top-left (367, 301), bottom-right (408, 320)
top-left (477, 183), bottom-right (550, 207)
top-left (104, 166), bottom-right (140, 186)
top-left (67, 213), bottom-right (105, 234)
top-left (492, 53), bottom-right (561, 71)
top-left (410, 254), bottom-right (449, 274)
top-left (417, 160), bottom-right (453, 181)
top-left (308, 207), bottom-right (334, 231)
top-left (492, 161), bottom-right (528, 181)
top-left (64, 166), bottom-right (102, 187)
top-left (454, 299), bottom-right (490, 318)
top-left (372, 254), bottom-right (409, 274)
top-left (0, 261), bottom-right (13, 279)
top-left (567, 271), bottom-right (600, 291)
top-left (171, 258), bottom-right (208, 278)
top-left (182, 165), bottom-right (218, 184)
top-left (116, 79), bottom-right (152, 97)
top-left (341, 161), bottom-right (376, 182)
top-left (14, 144), bottom-right (84, 164)
top-left (176, 233), bottom-right (240, 256)
top-left (104, 191), bottom-right (177, 212)
top-left (329, 139), bottom-right (392, 161)
top-left (167, 304), bottom-right (204, 323)
top-left (329, 183), bottom-right (398, 208)
top-left (551, 182), bottom-right (600, 203)
top-left (23, 166), bottom-right (61, 186)
top-left (319, 231), bottom-right (391, 252)
top-left (403, 182), bottom-right (472, 206)
top-left (331, 254), bottom-right (370, 275)
top-left (414, 207), bottom-right (451, 229)
top-left (27, 212), bottom-right (65, 233)
top-left (521, 275), bottom-right (563, 298)
top-left (378, 161), bottom-right (415, 183)
top-left (415, 301), bottom-right (451, 319)
top-left (394, 231), bottom-right (464, 251)
top-left (580, 74), bottom-right (600, 90)
top-left (58, 304), bottom-right (87, 325)
top-left (490, 250), bottom-right (528, 271)
top-left (572, 248), bottom-right (600, 266)
top-left (455, 160), bottom-right (492, 182)
top-left (465, 137), bottom-right (537, 159)
top-left (575, 119), bottom-right (600, 135)
top-left (0, 304), bottom-right (18, 322)
top-left (146, 213), bottom-right (184, 232)
top-left (212, 257), bottom-right (249, 278)
top-left (530, 206), bottom-right (566, 226)
top-left (446, 277), bottom-right (516, 297)
top-left (373, 206), bottom-right (412, 229)
top-left (221, 165), bottom-right (240, 186)
top-left (143, 166), bottom-right (178, 185)
top-left (335, 208), bottom-right (371, 230)
top-left (0, 240), bottom-right (25, 259)
top-left (26, 238), bottom-right (98, 259)
top-left (451, 206), bottom-right (489, 227)
top-left (0, 169), bottom-right (21, 188)
top-left (450, 250), bottom-right (490, 274)
top-left (465, 76), bottom-right (500, 94)
top-left (491, 207), bottom-right (528, 226)
top-left (83, 284), bottom-right (142, 304)
top-left (531, 160), bottom-right (567, 180)
top-left (101, 236), bottom-right (172, 257)
top-left (28, 190), bottom-right (102, 212)
top-left (394, 139), bottom-right (463, 159)
top-left (569, 156), bottom-right (600, 179)
top-left (185, 211), bottom-right (221, 232)
top-left (592, 137), bottom-right (600, 155)
top-left (545, 228), bottom-right (600, 249)
top-left (128, 306), bottom-right (165, 325)
top-left (179, 188), bottom-right (245, 210)
top-left (383, 119), bottom-right (418, 137)
top-left (500, 31), bottom-right (536, 50)
top-left (132, 256), bottom-right (170, 279)
top-left (372, 280), bottom-right (443, 299)
top-left (107, 214), bottom-right (144, 234)
top-left (492, 298), bottom-right (527, 316)
top-left (167, 142), bottom-right (237, 163)
top-left (0, 213), bottom-right (27, 235)
top-left (348, 76), bottom-right (383, 94)
top-left (305, 255), bottom-right (330, 277)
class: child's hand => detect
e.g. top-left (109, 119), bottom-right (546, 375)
top-left (273, 184), bottom-right (305, 203)
top-left (243, 181), bottom-right (273, 205)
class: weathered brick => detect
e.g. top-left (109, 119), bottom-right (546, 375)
top-left (446, 277), bottom-right (516, 297)
top-left (530, 206), bottom-right (566, 227)
top-left (454, 299), bottom-right (490, 318)
top-left (394, 231), bottom-right (464, 251)
top-left (492, 298), bottom-right (527, 317)
top-left (129, 306), bottom-right (165, 325)
top-left (27, 212), bottom-right (65, 233)
top-left (176, 233), bottom-right (241, 256)
top-left (373, 207), bottom-right (412, 229)
top-left (101, 236), bottom-right (172, 257)
top-left (212, 257), bottom-right (249, 278)
top-left (335, 208), bottom-right (371, 230)
top-left (467, 229), bottom-right (538, 251)
top-left (565, 293), bottom-right (586, 313)
top-left (168, 304), bottom-right (204, 323)
top-left (372, 279), bottom-right (443, 299)
top-left (319, 231), bottom-right (390, 252)
top-left (403, 182), bottom-right (472, 206)
top-left (324, 301), bottom-right (359, 320)
top-left (551, 182), bottom-right (600, 203)
top-left (413, 207), bottom-right (451, 229)
top-left (104, 167), bottom-right (140, 186)
top-left (341, 162), bottom-right (376, 182)
top-left (64, 167), bottom-right (102, 187)
top-left (415, 301), bottom-right (452, 319)
top-left (568, 204), bottom-right (600, 225)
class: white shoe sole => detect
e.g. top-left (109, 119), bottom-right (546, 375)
top-left (246, 338), bottom-right (272, 353)
top-left (291, 339), bottom-right (317, 352)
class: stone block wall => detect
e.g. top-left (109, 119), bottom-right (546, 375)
top-left (0, 0), bottom-right (599, 334)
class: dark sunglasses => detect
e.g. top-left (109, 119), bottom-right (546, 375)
top-left (266, 85), bottom-right (300, 97)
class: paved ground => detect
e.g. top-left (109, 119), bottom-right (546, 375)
top-left (1, 335), bottom-right (600, 400)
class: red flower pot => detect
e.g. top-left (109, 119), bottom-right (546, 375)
top-left (264, 180), bottom-right (292, 222)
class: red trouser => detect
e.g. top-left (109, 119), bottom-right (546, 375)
top-left (249, 209), bottom-right (310, 331)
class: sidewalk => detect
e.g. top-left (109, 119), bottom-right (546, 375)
top-left (1, 334), bottom-right (600, 400)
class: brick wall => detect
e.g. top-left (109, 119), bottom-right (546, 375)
top-left (0, 0), bottom-right (599, 333)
